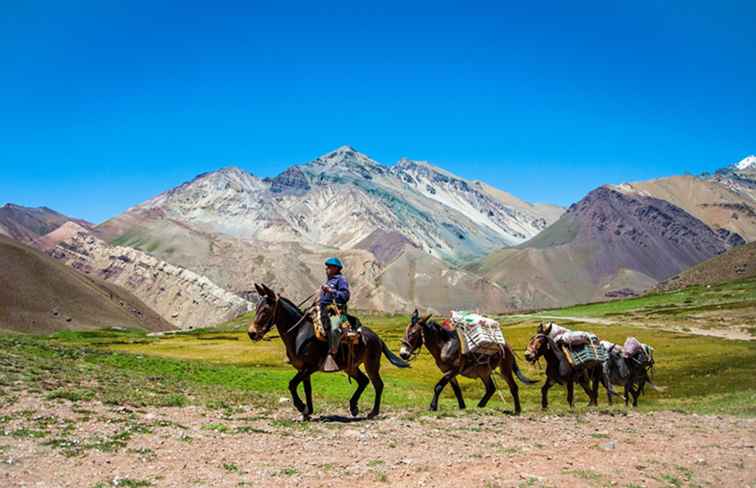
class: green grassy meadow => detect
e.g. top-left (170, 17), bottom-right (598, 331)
top-left (532, 277), bottom-right (756, 336)
top-left (2, 304), bottom-right (754, 417)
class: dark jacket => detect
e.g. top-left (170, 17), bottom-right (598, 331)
top-left (319, 273), bottom-right (350, 305)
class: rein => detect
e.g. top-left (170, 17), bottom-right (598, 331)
top-left (400, 321), bottom-right (427, 361)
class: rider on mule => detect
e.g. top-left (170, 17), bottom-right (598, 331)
top-left (320, 257), bottom-right (351, 372)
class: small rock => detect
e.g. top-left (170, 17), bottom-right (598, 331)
top-left (601, 440), bottom-right (616, 450)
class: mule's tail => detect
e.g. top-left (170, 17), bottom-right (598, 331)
top-left (381, 340), bottom-right (410, 368)
top-left (510, 353), bottom-right (538, 385)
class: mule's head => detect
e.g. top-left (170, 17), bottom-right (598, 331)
top-left (400, 309), bottom-right (430, 360)
top-left (248, 283), bottom-right (278, 341)
top-left (524, 333), bottom-right (548, 363)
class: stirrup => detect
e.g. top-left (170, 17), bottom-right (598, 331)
top-left (322, 354), bottom-right (340, 372)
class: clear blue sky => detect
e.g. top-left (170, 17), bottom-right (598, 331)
top-left (1, 1), bottom-right (754, 223)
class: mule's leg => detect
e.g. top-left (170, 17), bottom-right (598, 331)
top-left (607, 382), bottom-right (614, 406)
top-left (630, 384), bottom-right (640, 407)
top-left (348, 368), bottom-right (370, 417)
top-left (478, 375), bottom-right (496, 408)
top-left (600, 372), bottom-right (613, 406)
top-left (364, 351), bottom-right (384, 419)
top-left (624, 383), bottom-right (631, 407)
top-left (302, 371), bottom-right (314, 419)
top-left (501, 366), bottom-right (522, 415)
top-left (541, 378), bottom-right (554, 410)
top-left (566, 379), bottom-right (575, 408)
top-left (590, 368), bottom-right (601, 406)
top-left (449, 378), bottom-right (466, 410)
top-left (288, 370), bottom-right (307, 414)
top-left (430, 370), bottom-right (456, 411)
top-left (577, 373), bottom-right (595, 406)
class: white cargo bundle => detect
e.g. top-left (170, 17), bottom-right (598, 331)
top-left (451, 311), bottom-right (506, 355)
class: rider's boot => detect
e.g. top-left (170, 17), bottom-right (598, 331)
top-left (323, 318), bottom-right (341, 372)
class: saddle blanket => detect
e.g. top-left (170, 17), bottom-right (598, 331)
top-left (562, 336), bottom-right (608, 367)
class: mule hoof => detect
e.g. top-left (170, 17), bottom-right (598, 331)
top-left (367, 410), bottom-right (379, 419)
top-left (349, 404), bottom-right (359, 417)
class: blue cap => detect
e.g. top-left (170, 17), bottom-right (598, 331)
top-left (324, 257), bottom-right (343, 269)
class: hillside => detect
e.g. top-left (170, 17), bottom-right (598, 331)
top-left (43, 226), bottom-right (253, 329)
top-left (656, 242), bottom-right (756, 292)
top-left (471, 185), bottom-right (742, 309)
top-left (0, 235), bottom-right (172, 333)
top-left (0, 203), bottom-right (92, 244)
top-left (626, 174), bottom-right (756, 241)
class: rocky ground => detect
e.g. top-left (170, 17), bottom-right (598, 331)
top-left (1, 393), bottom-right (754, 488)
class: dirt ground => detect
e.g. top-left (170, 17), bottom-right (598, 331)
top-left (1, 394), bottom-right (755, 488)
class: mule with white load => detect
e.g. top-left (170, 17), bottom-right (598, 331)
top-left (601, 337), bottom-right (658, 406)
top-left (524, 322), bottom-right (620, 409)
top-left (400, 310), bottom-right (536, 414)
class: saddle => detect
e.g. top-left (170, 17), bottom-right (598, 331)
top-left (310, 303), bottom-right (360, 344)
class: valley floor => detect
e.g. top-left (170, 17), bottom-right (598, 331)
top-left (2, 392), bottom-right (755, 488)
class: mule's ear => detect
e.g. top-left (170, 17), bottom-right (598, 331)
top-left (261, 283), bottom-right (277, 299)
top-left (411, 309), bottom-right (419, 319)
top-left (254, 283), bottom-right (264, 296)
top-left (422, 314), bottom-right (432, 323)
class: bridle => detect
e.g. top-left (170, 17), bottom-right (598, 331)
top-left (255, 296), bottom-right (281, 338)
top-left (525, 333), bottom-right (548, 368)
top-left (400, 322), bottom-right (424, 361)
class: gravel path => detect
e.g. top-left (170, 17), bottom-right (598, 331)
top-left (1, 394), bottom-right (755, 487)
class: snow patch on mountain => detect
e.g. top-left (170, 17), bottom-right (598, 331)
top-left (734, 155), bottom-right (756, 171)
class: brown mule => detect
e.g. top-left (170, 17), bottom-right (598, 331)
top-left (247, 283), bottom-right (409, 420)
top-left (399, 310), bottom-right (536, 414)
top-left (524, 332), bottom-right (614, 409)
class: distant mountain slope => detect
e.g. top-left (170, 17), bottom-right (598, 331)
top-left (100, 146), bottom-right (561, 265)
top-left (471, 185), bottom-right (743, 309)
top-left (43, 226), bottom-right (253, 329)
top-left (625, 174), bottom-right (756, 242)
top-left (656, 242), bottom-right (756, 292)
top-left (0, 203), bottom-right (93, 244)
top-left (92, 146), bottom-right (563, 313)
top-left (0, 235), bottom-right (171, 334)
top-left (708, 155), bottom-right (756, 202)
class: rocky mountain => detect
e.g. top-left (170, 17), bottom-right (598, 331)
top-left (707, 155), bottom-right (756, 203)
top-left (0, 203), bottom-right (93, 244)
top-left (470, 185), bottom-right (744, 309)
top-left (43, 225), bottom-right (253, 329)
top-left (92, 146), bottom-right (561, 313)
top-left (614, 156), bottom-right (756, 242)
top-left (0, 234), bottom-right (172, 334)
top-left (102, 146), bottom-right (561, 265)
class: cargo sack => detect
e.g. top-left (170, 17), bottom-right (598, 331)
top-left (560, 331), bottom-right (592, 346)
top-left (451, 311), bottom-right (506, 355)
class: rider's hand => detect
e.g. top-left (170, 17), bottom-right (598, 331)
top-left (321, 285), bottom-right (333, 293)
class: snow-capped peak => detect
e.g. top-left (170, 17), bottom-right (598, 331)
top-left (734, 155), bottom-right (756, 171)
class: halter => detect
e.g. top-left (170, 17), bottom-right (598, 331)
top-left (400, 322), bottom-right (425, 361)
top-left (257, 296), bottom-right (281, 336)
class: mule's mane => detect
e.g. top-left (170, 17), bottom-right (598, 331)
top-left (424, 319), bottom-right (455, 340)
top-left (277, 296), bottom-right (305, 319)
